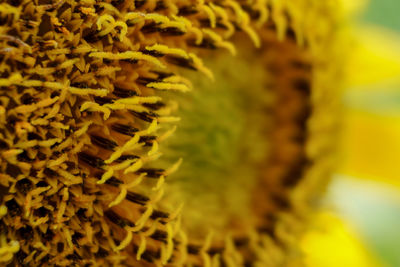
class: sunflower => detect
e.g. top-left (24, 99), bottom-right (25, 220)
top-left (0, 0), bottom-right (343, 266)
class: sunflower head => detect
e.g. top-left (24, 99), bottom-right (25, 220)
top-left (0, 0), bottom-right (343, 266)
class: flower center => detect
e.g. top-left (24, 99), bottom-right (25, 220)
top-left (160, 35), bottom-right (313, 244)
top-left (162, 41), bottom-right (275, 238)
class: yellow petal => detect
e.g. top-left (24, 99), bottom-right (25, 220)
top-left (301, 212), bottom-right (383, 267)
top-left (346, 26), bottom-right (400, 87)
top-left (339, 109), bottom-right (400, 188)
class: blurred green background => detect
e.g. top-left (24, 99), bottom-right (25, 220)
top-left (362, 0), bottom-right (400, 30)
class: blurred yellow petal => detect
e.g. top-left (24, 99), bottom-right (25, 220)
top-left (347, 26), bottom-right (400, 87)
top-left (341, 10), bottom-right (400, 187)
top-left (301, 212), bottom-right (383, 267)
top-left (339, 109), bottom-right (400, 188)
top-left (341, 0), bottom-right (368, 16)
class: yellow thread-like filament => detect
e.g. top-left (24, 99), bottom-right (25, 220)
top-left (209, 3), bottom-right (229, 22)
top-left (203, 231), bottom-right (214, 252)
top-left (146, 82), bottom-right (191, 92)
top-left (108, 187), bottom-right (127, 208)
top-left (272, 8), bottom-right (288, 41)
top-left (200, 4), bottom-right (217, 28)
top-left (254, 0), bottom-right (269, 26)
top-left (157, 116), bottom-right (181, 123)
top-left (96, 66), bottom-right (122, 76)
top-left (98, 159), bottom-right (138, 185)
top-left (148, 140), bottom-right (159, 156)
top-left (0, 206), bottom-right (7, 218)
top-left (38, 138), bottom-right (62, 148)
top-left (176, 230), bottom-right (188, 265)
top-left (97, 14), bottom-right (115, 33)
top-left (189, 52), bottom-right (215, 80)
top-left (172, 214), bottom-right (182, 235)
top-left (97, 169), bottom-right (114, 185)
top-left (0, 74), bottom-right (109, 96)
top-left (145, 44), bottom-right (189, 59)
top-left (97, 15), bottom-right (128, 41)
top-left (98, 2), bottom-right (122, 17)
top-left (162, 75), bottom-right (193, 88)
top-left (144, 13), bottom-right (186, 32)
top-left (23, 251), bottom-right (36, 264)
top-left (0, 239), bottom-right (20, 263)
top-left (243, 25), bottom-right (261, 48)
top-left (59, 59), bottom-right (80, 69)
top-left (212, 254), bottom-right (221, 267)
top-left (113, 96), bottom-right (162, 105)
top-left (89, 51), bottom-right (165, 68)
top-left (80, 102), bottom-right (111, 120)
top-left (152, 175), bottom-right (164, 191)
top-left (136, 234), bottom-right (146, 260)
top-left (200, 231), bottom-right (214, 267)
top-left (114, 227), bottom-right (133, 251)
top-left (164, 224), bottom-right (174, 264)
top-left (56, 168), bottom-right (83, 185)
top-left (63, 228), bottom-right (73, 248)
top-left (209, 3), bottom-right (234, 37)
top-left (55, 187), bottom-right (69, 224)
top-left (164, 158), bottom-right (183, 176)
top-left (106, 235), bottom-right (117, 252)
top-left (31, 118), bottom-right (48, 126)
top-left (109, 175), bottom-right (148, 208)
top-left (74, 121), bottom-right (93, 137)
top-left (2, 149), bottom-right (23, 165)
top-left (14, 140), bottom-right (37, 149)
top-left (223, 235), bottom-right (241, 266)
top-left (47, 154), bottom-right (68, 168)
top-left (147, 119), bottom-right (158, 134)
top-left (105, 134), bottom-right (140, 164)
top-left (46, 48), bottom-right (70, 55)
top-left (202, 251), bottom-right (212, 267)
top-left (30, 216), bottom-right (49, 227)
top-left (126, 173), bottom-right (146, 188)
top-left (129, 205), bottom-right (153, 231)
top-left (160, 244), bottom-right (168, 265)
top-left (80, 7), bottom-right (95, 16)
top-left (124, 159), bottom-right (143, 174)
top-left (225, 0), bottom-right (246, 23)
top-left (0, 4), bottom-right (20, 20)
top-left (173, 16), bottom-right (203, 45)
top-left (150, 187), bottom-right (164, 206)
top-left (168, 203), bottom-right (184, 222)
top-left (202, 29), bottom-right (236, 56)
top-left (124, 12), bottom-right (144, 23)
top-left (24, 186), bottom-right (51, 217)
top-left (115, 159), bottom-right (138, 171)
top-left (114, 21), bottom-right (128, 40)
top-left (68, 87), bottom-right (109, 96)
top-left (32, 241), bottom-right (48, 252)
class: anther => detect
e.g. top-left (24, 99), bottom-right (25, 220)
top-left (111, 123), bottom-right (139, 136)
top-left (105, 210), bottom-right (135, 227)
top-left (90, 135), bottom-right (118, 151)
top-left (130, 111), bottom-right (157, 123)
top-left (78, 152), bottom-right (105, 169)
top-left (126, 191), bottom-right (150, 205)
top-left (166, 56), bottom-right (196, 70)
top-left (136, 168), bottom-right (164, 178)
top-left (113, 86), bottom-right (138, 98)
